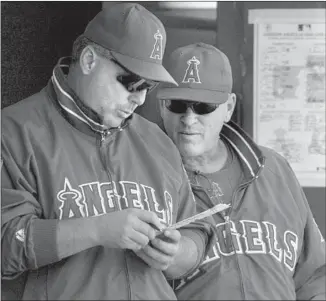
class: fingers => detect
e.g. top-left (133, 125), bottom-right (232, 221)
top-left (150, 230), bottom-right (180, 256)
top-left (122, 209), bottom-right (163, 242)
top-left (133, 220), bottom-right (157, 240)
top-left (99, 209), bottom-right (167, 251)
top-left (117, 224), bottom-right (149, 250)
top-left (123, 239), bottom-right (143, 251)
top-left (128, 229), bottom-right (150, 249)
top-left (134, 210), bottom-right (164, 233)
top-left (137, 245), bottom-right (171, 270)
top-left (160, 229), bottom-right (181, 243)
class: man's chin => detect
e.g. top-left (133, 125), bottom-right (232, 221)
top-left (179, 146), bottom-right (201, 158)
top-left (102, 116), bottom-right (123, 129)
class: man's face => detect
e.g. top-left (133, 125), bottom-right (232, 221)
top-left (160, 96), bottom-right (236, 158)
top-left (80, 49), bottom-right (147, 128)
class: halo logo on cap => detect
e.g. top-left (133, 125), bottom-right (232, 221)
top-left (182, 56), bottom-right (201, 84)
top-left (150, 30), bottom-right (163, 60)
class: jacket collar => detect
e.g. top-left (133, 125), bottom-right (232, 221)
top-left (221, 121), bottom-right (265, 180)
top-left (49, 56), bottom-right (131, 137)
top-left (48, 58), bottom-right (264, 179)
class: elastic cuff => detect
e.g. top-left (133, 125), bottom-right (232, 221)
top-left (32, 219), bottom-right (59, 268)
top-left (178, 228), bottom-right (207, 278)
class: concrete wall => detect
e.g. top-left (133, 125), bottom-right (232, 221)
top-left (1, 1), bottom-right (101, 108)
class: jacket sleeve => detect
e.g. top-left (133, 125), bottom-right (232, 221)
top-left (1, 127), bottom-right (59, 280)
top-left (174, 161), bottom-right (216, 278)
top-left (283, 162), bottom-right (326, 300)
top-left (294, 195), bottom-right (325, 300)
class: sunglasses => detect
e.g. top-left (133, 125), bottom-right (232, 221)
top-left (112, 59), bottom-right (158, 93)
top-left (165, 99), bottom-right (220, 115)
top-left (116, 74), bottom-right (158, 93)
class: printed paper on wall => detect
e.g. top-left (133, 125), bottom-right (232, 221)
top-left (250, 10), bottom-right (325, 187)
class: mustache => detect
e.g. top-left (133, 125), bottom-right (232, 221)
top-left (178, 128), bottom-right (201, 134)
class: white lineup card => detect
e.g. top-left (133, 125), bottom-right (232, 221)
top-left (161, 203), bottom-right (230, 232)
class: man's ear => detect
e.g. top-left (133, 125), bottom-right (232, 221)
top-left (157, 99), bottom-right (167, 132)
top-left (79, 45), bottom-right (97, 75)
top-left (225, 93), bottom-right (237, 123)
top-left (158, 99), bottom-right (165, 119)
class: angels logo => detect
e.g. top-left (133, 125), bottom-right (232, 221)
top-left (56, 177), bottom-right (174, 226)
top-left (175, 219), bottom-right (300, 291)
top-left (150, 30), bottom-right (163, 60)
top-left (182, 56), bottom-right (201, 84)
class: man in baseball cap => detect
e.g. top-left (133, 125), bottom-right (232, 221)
top-left (158, 42), bottom-right (236, 158)
top-left (158, 43), bottom-right (326, 300)
top-left (157, 42), bottom-right (232, 103)
top-left (2, 4), bottom-right (216, 300)
top-left (83, 2), bottom-right (177, 85)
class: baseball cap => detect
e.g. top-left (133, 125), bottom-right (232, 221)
top-left (84, 3), bottom-right (177, 86)
top-left (157, 43), bottom-right (232, 103)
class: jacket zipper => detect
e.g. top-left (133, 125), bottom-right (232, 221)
top-left (226, 183), bottom-right (246, 300)
top-left (192, 172), bottom-right (262, 300)
top-left (98, 129), bottom-right (131, 300)
top-left (228, 173), bottom-right (263, 300)
top-left (98, 130), bottom-right (113, 184)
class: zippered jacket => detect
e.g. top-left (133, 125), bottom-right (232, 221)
top-left (173, 121), bottom-right (326, 300)
top-left (1, 59), bottom-right (214, 300)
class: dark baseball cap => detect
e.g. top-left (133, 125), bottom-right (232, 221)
top-left (84, 3), bottom-right (177, 86)
top-left (157, 43), bottom-right (232, 103)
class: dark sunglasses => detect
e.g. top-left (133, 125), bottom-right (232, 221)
top-left (116, 74), bottom-right (158, 93)
top-left (112, 59), bottom-right (158, 93)
top-left (165, 99), bottom-right (220, 115)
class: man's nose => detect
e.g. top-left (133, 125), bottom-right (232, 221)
top-left (129, 89), bottom-right (146, 106)
top-left (181, 107), bottom-right (198, 126)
